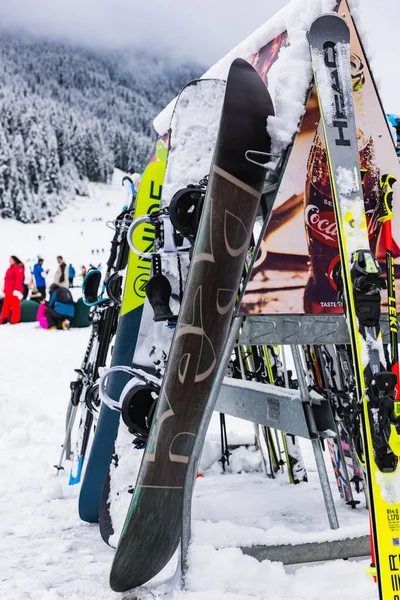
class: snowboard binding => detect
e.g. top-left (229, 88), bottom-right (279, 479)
top-left (85, 381), bottom-right (101, 414)
top-left (98, 365), bottom-right (161, 445)
top-left (127, 209), bottom-right (190, 259)
top-left (169, 178), bottom-right (207, 246)
top-left (82, 269), bottom-right (109, 307)
top-left (70, 375), bottom-right (84, 407)
top-left (121, 381), bottom-right (159, 445)
top-left (126, 176), bottom-right (209, 324)
top-left (350, 250), bottom-right (386, 328)
top-left (333, 249), bottom-right (386, 326)
top-left (105, 271), bottom-right (124, 305)
top-left (126, 207), bottom-right (189, 324)
top-left (367, 371), bottom-right (400, 472)
top-left (145, 254), bottom-right (177, 323)
top-left (82, 239), bottom-right (129, 308)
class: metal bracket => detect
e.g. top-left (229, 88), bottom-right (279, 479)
top-left (239, 314), bottom-right (395, 345)
top-left (215, 377), bottom-right (335, 439)
top-left (245, 149), bottom-right (281, 170)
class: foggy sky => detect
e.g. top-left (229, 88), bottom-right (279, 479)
top-left (0, 0), bottom-right (399, 110)
top-left (0, 0), bottom-right (288, 63)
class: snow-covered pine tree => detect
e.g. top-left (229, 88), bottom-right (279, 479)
top-left (0, 31), bottom-right (201, 222)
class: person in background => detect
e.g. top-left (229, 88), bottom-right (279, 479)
top-left (45, 283), bottom-right (75, 330)
top-left (68, 264), bottom-right (76, 288)
top-left (33, 257), bottom-right (49, 299)
top-left (30, 288), bottom-right (43, 304)
top-left (81, 265), bottom-right (87, 279)
top-left (54, 255), bottom-right (68, 288)
top-left (0, 256), bottom-right (25, 325)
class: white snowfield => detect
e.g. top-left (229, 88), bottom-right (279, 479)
top-left (0, 178), bottom-right (376, 599)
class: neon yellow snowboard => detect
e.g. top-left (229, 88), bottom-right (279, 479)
top-left (79, 156), bottom-right (166, 523)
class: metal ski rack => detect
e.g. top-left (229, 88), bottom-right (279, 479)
top-left (177, 138), bottom-right (392, 586)
top-left (179, 312), bottom-right (379, 586)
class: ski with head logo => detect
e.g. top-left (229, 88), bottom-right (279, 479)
top-left (308, 13), bottom-right (400, 600)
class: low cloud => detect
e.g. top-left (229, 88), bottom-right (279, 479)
top-left (0, 0), bottom-right (288, 64)
top-left (0, 0), bottom-right (398, 110)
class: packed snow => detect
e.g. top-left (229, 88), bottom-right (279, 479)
top-left (311, 48), bottom-right (337, 127)
top-left (0, 176), bottom-right (378, 600)
top-left (376, 470), bottom-right (400, 505)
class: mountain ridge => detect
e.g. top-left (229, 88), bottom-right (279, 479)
top-left (0, 31), bottom-right (202, 222)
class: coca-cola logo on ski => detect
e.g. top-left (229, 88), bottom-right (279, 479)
top-left (305, 205), bottom-right (337, 247)
top-left (306, 205), bottom-right (378, 247)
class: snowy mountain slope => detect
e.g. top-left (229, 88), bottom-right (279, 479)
top-left (0, 169), bottom-right (128, 289)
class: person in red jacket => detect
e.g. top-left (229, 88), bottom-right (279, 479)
top-left (0, 256), bottom-right (25, 324)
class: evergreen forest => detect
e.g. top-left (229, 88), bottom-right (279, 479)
top-left (0, 32), bottom-right (200, 222)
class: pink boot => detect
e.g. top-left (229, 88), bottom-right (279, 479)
top-left (37, 303), bottom-right (49, 330)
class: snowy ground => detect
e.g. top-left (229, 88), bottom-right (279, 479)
top-left (0, 177), bottom-right (378, 600)
top-left (0, 322), bottom-right (377, 600)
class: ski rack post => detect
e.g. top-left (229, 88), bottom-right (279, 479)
top-left (178, 316), bottom-right (400, 587)
top-left (216, 343), bottom-right (340, 530)
top-left (290, 344), bottom-right (339, 530)
top-left (176, 168), bottom-right (400, 589)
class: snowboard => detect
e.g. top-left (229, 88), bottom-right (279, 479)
top-left (109, 58), bottom-right (274, 592)
top-left (99, 77), bottom-right (226, 546)
top-left (78, 158), bottom-right (166, 523)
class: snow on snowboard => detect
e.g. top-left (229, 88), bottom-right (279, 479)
top-left (99, 77), bottom-right (226, 547)
top-left (109, 58), bottom-right (274, 592)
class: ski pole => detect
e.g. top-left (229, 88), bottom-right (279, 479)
top-left (378, 174), bottom-right (399, 398)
